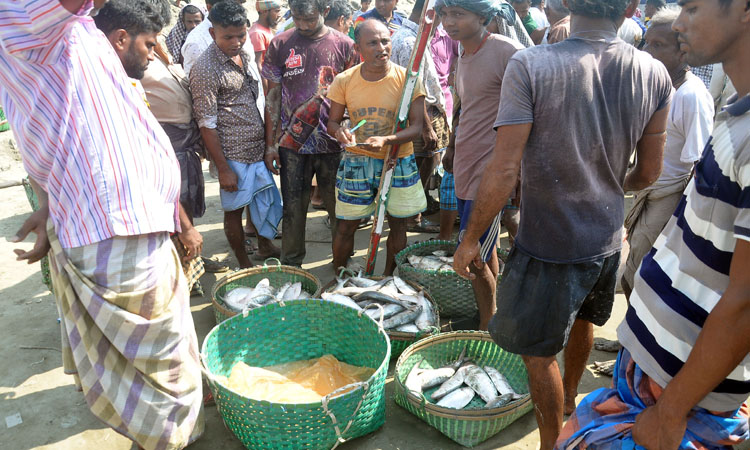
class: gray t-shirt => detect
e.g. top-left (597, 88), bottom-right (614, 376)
top-left (494, 30), bottom-right (672, 263)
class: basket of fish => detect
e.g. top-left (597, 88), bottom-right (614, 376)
top-left (395, 240), bottom-right (506, 319)
top-left (211, 259), bottom-right (321, 323)
top-left (201, 299), bottom-right (391, 449)
top-left (393, 331), bottom-right (533, 447)
top-left (318, 270), bottom-right (440, 358)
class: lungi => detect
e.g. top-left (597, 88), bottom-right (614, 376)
top-left (48, 224), bottom-right (204, 450)
top-left (161, 122), bottom-right (206, 219)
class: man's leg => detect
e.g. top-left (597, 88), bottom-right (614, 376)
top-left (279, 148), bottom-right (312, 266)
top-left (563, 318), bottom-right (594, 415)
top-left (522, 355), bottom-right (565, 450)
top-left (471, 250), bottom-right (499, 331)
top-left (224, 208), bottom-right (252, 268)
top-left (332, 219), bottom-right (361, 270)
top-left (313, 152), bottom-right (343, 241)
top-left (385, 215), bottom-right (407, 276)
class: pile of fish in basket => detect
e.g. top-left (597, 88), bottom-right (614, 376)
top-left (405, 347), bottom-right (529, 410)
top-left (222, 279), bottom-right (313, 312)
top-left (406, 250), bottom-right (456, 272)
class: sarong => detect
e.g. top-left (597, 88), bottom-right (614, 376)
top-left (48, 224), bottom-right (204, 450)
top-left (171, 234), bottom-right (205, 292)
top-left (162, 122), bottom-right (206, 219)
top-left (556, 349), bottom-right (749, 450)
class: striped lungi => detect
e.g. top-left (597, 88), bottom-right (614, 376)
top-left (48, 224), bottom-right (204, 450)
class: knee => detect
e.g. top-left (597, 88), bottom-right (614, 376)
top-left (335, 220), bottom-right (359, 238)
top-left (522, 355), bottom-right (557, 373)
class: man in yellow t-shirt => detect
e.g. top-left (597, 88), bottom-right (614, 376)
top-left (327, 18), bottom-right (427, 275)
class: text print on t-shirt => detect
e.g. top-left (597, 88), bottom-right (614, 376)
top-left (285, 49), bottom-right (305, 77)
top-left (350, 107), bottom-right (396, 138)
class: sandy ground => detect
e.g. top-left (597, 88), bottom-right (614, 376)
top-left (0, 123), bottom-right (631, 450)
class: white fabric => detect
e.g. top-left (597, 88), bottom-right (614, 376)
top-left (529, 7), bottom-right (549, 28)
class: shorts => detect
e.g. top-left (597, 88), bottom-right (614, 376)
top-left (413, 108), bottom-right (450, 158)
top-left (457, 198), bottom-right (501, 262)
top-left (440, 172), bottom-right (457, 211)
top-left (335, 152), bottom-right (427, 220)
top-left (489, 247), bottom-right (620, 357)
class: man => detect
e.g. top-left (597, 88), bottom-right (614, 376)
top-left (529, 0), bottom-right (550, 29)
top-left (438, 0), bottom-right (524, 330)
top-left (325, 0), bottom-right (355, 34)
top-left (182, 0), bottom-right (246, 77)
top-left (557, 0), bottom-right (750, 446)
top-left (452, 0), bottom-right (673, 447)
top-left (511, 0), bottom-right (545, 43)
top-left (544, 0), bottom-right (569, 43)
top-left (262, 0), bottom-right (358, 268)
top-left (621, 6), bottom-right (714, 298)
top-left (354, 0), bottom-right (372, 19)
top-left (354, 0), bottom-right (406, 35)
top-left (166, 3), bottom-right (206, 64)
top-left (190, 1), bottom-right (282, 268)
top-left (390, 0), bottom-right (446, 233)
top-left (250, 0), bottom-right (283, 72)
top-left (3, 1), bottom-right (204, 448)
top-left (327, 19), bottom-right (428, 274)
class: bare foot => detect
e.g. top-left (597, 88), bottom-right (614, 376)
top-left (563, 393), bottom-right (577, 416)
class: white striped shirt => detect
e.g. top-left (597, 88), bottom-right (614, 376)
top-left (0, 0), bottom-right (181, 248)
top-left (618, 93), bottom-right (750, 412)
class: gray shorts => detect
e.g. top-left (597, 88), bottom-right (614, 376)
top-left (489, 247), bottom-right (620, 357)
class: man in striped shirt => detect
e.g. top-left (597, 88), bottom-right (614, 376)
top-left (3, 1), bottom-right (205, 448)
top-left (557, 0), bottom-right (750, 447)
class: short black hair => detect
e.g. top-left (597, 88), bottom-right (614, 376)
top-left (645, 0), bottom-right (666, 7)
top-left (94, 0), bottom-right (167, 37)
top-left (566, 0), bottom-right (632, 21)
top-left (326, 0), bottom-right (354, 21)
top-left (208, 1), bottom-right (249, 28)
top-left (183, 4), bottom-right (204, 17)
top-left (530, 0), bottom-right (543, 7)
top-left (289, 0), bottom-right (331, 16)
top-left (205, 0), bottom-right (222, 6)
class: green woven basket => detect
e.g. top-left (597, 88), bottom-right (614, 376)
top-left (211, 259), bottom-right (322, 323)
top-left (0, 107), bottom-right (9, 133)
top-left (318, 272), bottom-right (440, 359)
top-left (201, 299), bottom-right (391, 449)
top-left (393, 331), bottom-right (533, 447)
top-left (395, 241), bottom-right (507, 319)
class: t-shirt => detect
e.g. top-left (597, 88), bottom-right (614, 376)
top-left (141, 57), bottom-right (193, 124)
top-left (618, 93), bottom-right (750, 412)
top-left (262, 28), bottom-right (357, 154)
top-left (249, 22), bottom-right (274, 57)
top-left (653, 72), bottom-right (714, 188)
top-left (454, 34), bottom-right (524, 200)
top-left (327, 63), bottom-right (426, 159)
top-left (430, 26), bottom-right (459, 116)
top-left (354, 8), bottom-right (406, 35)
top-left (494, 30), bottom-right (673, 263)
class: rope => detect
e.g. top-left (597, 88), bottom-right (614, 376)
top-left (322, 381), bottom-right (371, 450)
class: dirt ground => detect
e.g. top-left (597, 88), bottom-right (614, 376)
top-left (0, 123), bottom-right (633, 450)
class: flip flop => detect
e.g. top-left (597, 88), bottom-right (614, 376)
top-left (407, 219), bottom-right (440, 233)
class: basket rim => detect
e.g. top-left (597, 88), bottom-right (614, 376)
top-left (200, 299), bottom-right (392, 407)
top-left (318, 275), bottom-right (441, 339)
top-left (211, 265), bottom-right (322, 319)
top-left (393, 330), bottom-right (532, 420)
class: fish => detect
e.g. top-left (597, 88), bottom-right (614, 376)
top-left (485, 393), bottom-right (514, 409)
top-left (223, 287), bottom-right (256, 311)
top-left (332, 285), bottom-right (380, 297)
top-left (405, 362), bottom-right (425, 394)
top-left (347, 276), bottom-right (379, 288)
top-left (395, 323), bottom-right (420, 333)
top-left (483, 366), bottom-right (517, 397)
top-left (431, 365), bottom-right (470, 400)
top-left (432, 250), bottom-right (449, 257)
top-left (464, 366), bottom-right (499, 403)
top-left (320, 292), bottom-right (363, 311)
top-left (383, 305), bottom-right (422, 330)
top-left (275, 282), bottom-right (292, 301)
top-left (393, 276), bottom-right (417, 296)
top-left (407, 255), bottom-right (455, 272)
top-left (419, 367), bottom-right (456, 389)
top-left (352, 290), bottom-right (406, 307)
top-left (436, 387), bottom-right (475, 409)
top-left (450, 347), bottom-right (468, 370)
top-left (281, 282), bottom-right (302, 300)
top-left (378, 280), bottom-right (401, 298)
top-left (415, 292), bottom-right (435, 331)
top-left (381, 303), bottom-right (405, 319)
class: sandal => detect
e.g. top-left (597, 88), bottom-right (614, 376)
top-left (407, 218), bottom-right (440, 233)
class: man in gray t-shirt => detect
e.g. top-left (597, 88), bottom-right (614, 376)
top-left (453, 0), bottom-right (672, 447)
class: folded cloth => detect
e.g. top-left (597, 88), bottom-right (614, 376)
top-left (220, 160), bottom-right (283, 240)
top-left (556, 348), bottom-right (749, 450)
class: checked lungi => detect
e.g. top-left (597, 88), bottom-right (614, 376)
top-left (48, 224), bottom-right (204, 450)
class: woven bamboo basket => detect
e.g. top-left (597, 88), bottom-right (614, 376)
top-left (395, 241), bottom-right (507, 319)
top-left (201, 299), bottom-right (391, 449)
top-left (393, 331), bottom-right (533, 447)
top-left (211, 259), bottom-right (322, 323)
top-left (318, 272), bottom-right (440, 358)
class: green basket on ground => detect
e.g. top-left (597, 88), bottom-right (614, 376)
top-left (211, 259), bottom-right (322, 323)
top-left (395, 241), bottom-right (507, 319)
top-left (318, 272), bottom-right (440, 359)
top-left (201, 299), bottom-right (391, 449)
top-left (393, 331), bottom-right (533, 447)
top-left (0, 107), bottom-right (9, 132)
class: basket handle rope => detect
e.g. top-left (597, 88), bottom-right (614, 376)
top-left (263, 258), bottom-right (282, 269)
top-left (321, 380), bottom-right (370, 450)
top-left (336, 267), bottom-right (358, 279)
top-left (358, 303), bottom-right (386, 334)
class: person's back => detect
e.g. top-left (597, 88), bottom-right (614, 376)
top-left (496, 32), bottom-right (671, 262)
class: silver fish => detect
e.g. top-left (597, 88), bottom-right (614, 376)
top-left (383, 305), bottom-right (422, 329)
top-left (393, 276), bottom-right (417, 295)
top-left (436, 387), bottom-right (475, 409)
top-left (483, 366), bottom-right (516, 397)
top-left (348, 276), bottom-right (379, 288)
top-left (395, 323), bottom-right (420, 333)
top-left (405, 363), bottom-right (425, 394)
top-left (331, 285), bottom-right (374, 296)
top-left (252, 294), bottom-right (276, 305)
top-left (450, 347), bottom-right (468, 370)
top-left (275, 282), bottom-right (292, 301)
top-left (223, 287), bottom-right (256, 311)
top-left (431, 365), bottom-right (470, 400)
top-left (415, 292), bottom-right (435, 331)
top-left (320, 292), bottom-right (362, 311)
top-left (420, 367), bottom-right (456, 389)
top-left (352, 290), bottom-right (406, 307)
top-left (381, 303), bottom-right (405, 319)
top-left (407, 255), bottom-right (445, 271)
top-left (297, 289), bottom-right (312, 299)
top-left (464, 366), bottom-right (499, 403)
top-left (432, 250), bottom-right (450, 257)
top-left (282, 282), bottom-right (302, 300)
top-left (485, 393), bottom-right (514, 409)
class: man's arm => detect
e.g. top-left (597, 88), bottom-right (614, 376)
top-left (358, 96), bottom-right (426, 152)
top-left (263, 79), bottom-right (283, 175)
top-left (442, 97), bottom-right (461, 173)
top-left (200, 127), bottom-right (237, 192)
top-left (623, 106), bottom-right (669, 192)
top-left (176, 203), bottom-right (203, 262)
top-left (453, 122), bottom-right (532, 279)
top-left (11, 177), bottom-right (51, 264)
top-left (633, 238), bottom-right (750, 450)
top-left (327, 100), bottom-right (355, 145)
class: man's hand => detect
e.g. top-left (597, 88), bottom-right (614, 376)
top-left (11, 206), bottom-right (51, 264)
top-left (453, 239), bottom-right (482, 280)
top-left (265, 146), bottom-right (281, 175)
top-left (362, 135), bottom-right (389, 151)
top-left (218, 167), bottom-right (239, 192)
top-left (422, 122), bottom-right (438, 152)
top-left (178, 225), bottom-right (203, 262)
top-left (443, 146), bottom-right (455, 173)
top-left (334, 127), bottom-right (356, 146)
top-left (633, 404), bottom-right (687, 450)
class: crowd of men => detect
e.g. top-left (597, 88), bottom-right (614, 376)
top-left (1, 0), bottom-right (748, 448)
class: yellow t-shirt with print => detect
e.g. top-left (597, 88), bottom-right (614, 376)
top-left (327, 62), bottom-right (426, 159)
